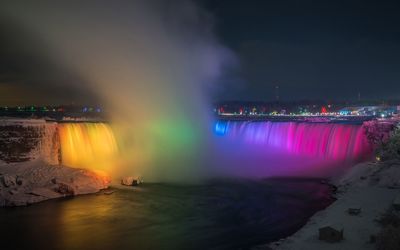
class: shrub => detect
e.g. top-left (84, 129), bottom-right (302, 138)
top-left (378, 125), bottom-right (400, 161)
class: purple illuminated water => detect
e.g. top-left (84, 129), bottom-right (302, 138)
top-left (213, 121), bottom-right (373, 178)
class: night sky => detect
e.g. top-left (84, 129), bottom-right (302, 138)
top-left (201, 0), bottom-right (400, 101)
top-left (1, 0), bottom-right (400, 105)
top-left (0, 15), bottom-right (99, 105)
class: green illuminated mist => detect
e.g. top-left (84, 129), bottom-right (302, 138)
top-left (2, 1), bottom-right (233, 182)
top-left (114, 116), bottom-right (206, 182)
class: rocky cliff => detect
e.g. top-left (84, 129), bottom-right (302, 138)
top-left (0, 119), bottom-right (60, 165)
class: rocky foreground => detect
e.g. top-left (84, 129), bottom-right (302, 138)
top-left (0, 160), bottom-right (110, 206)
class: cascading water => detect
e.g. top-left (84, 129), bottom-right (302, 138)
top-left (46, 120), bottom-right (373, 180)
top-left (57, 123), bottom-right (118, 172)
top-left (213, 120), bottom-right (373, 178)
top-left (215, 121), bottom-right (372, 160)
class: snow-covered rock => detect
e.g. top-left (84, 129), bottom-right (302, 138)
top-left (54, 182), bottom-right (75, 196)
top-left (347, 206), bottom-right (361, 215)
top-left (30, 188), bottom-right (62, 199)
top-left (318, 224), bottom-right (344, 242)
top-left (1, 174), bottom-right (16, 187)
top-left (9, 189), bottom-right (18, 195)
top-left (0, 161), bottom-right (111, 207)
top-left (121, 176), bottom-right (142, 186)
top-left (16, 176), bottom-right (24, 185)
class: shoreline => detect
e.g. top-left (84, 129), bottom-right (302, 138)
top-left (255, 160), bottom-right (400, 250)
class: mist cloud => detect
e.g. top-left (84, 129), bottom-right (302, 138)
top-left (0, 0), bottom-right (235, 181)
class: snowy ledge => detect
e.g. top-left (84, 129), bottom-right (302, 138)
top-left (0, 160), bottom-right (110, 207)
top-left (253, 160), bottom-right (400, 250)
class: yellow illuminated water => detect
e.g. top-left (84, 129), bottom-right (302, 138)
top-left (58, 123), bottom-right (118, 172)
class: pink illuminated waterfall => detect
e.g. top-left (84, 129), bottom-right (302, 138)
top-left (214, 121), bottom-right (372, 161)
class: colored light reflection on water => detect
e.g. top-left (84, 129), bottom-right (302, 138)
top-left (0, 179), bottom-right (334, 249)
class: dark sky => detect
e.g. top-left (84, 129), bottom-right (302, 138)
top-left (1, 0), bottom-right (400, 105)
top-left (201, 0), bottom-right (400, 101)
top-left (0, 16), bottom-right (99, 106)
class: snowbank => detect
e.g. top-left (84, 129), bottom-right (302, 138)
top-left (254, 159), bottom-right (400, 250)
top-left (0, 160), bottom-right (110, 206)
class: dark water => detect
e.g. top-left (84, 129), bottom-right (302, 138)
top-left (0, 178), bottom-right (334, 250)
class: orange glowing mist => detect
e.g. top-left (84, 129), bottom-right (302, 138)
top-left (58, 123), bottom-right (118, 173)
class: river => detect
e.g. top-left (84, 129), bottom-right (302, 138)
top-left (0, 178), bottom-right (334, 249)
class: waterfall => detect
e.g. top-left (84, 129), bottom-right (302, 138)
top-left (57, 123), bottom-right (118, 172)
top-left (35, 120), bottom-right (373, 179)
top-left (215, 121), bottom-right (372, 161)
top-left (211, 121), bottom-right (374, 178)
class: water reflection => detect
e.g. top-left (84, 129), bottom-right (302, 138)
top-left (0, 178), bottom-right (334, 249)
